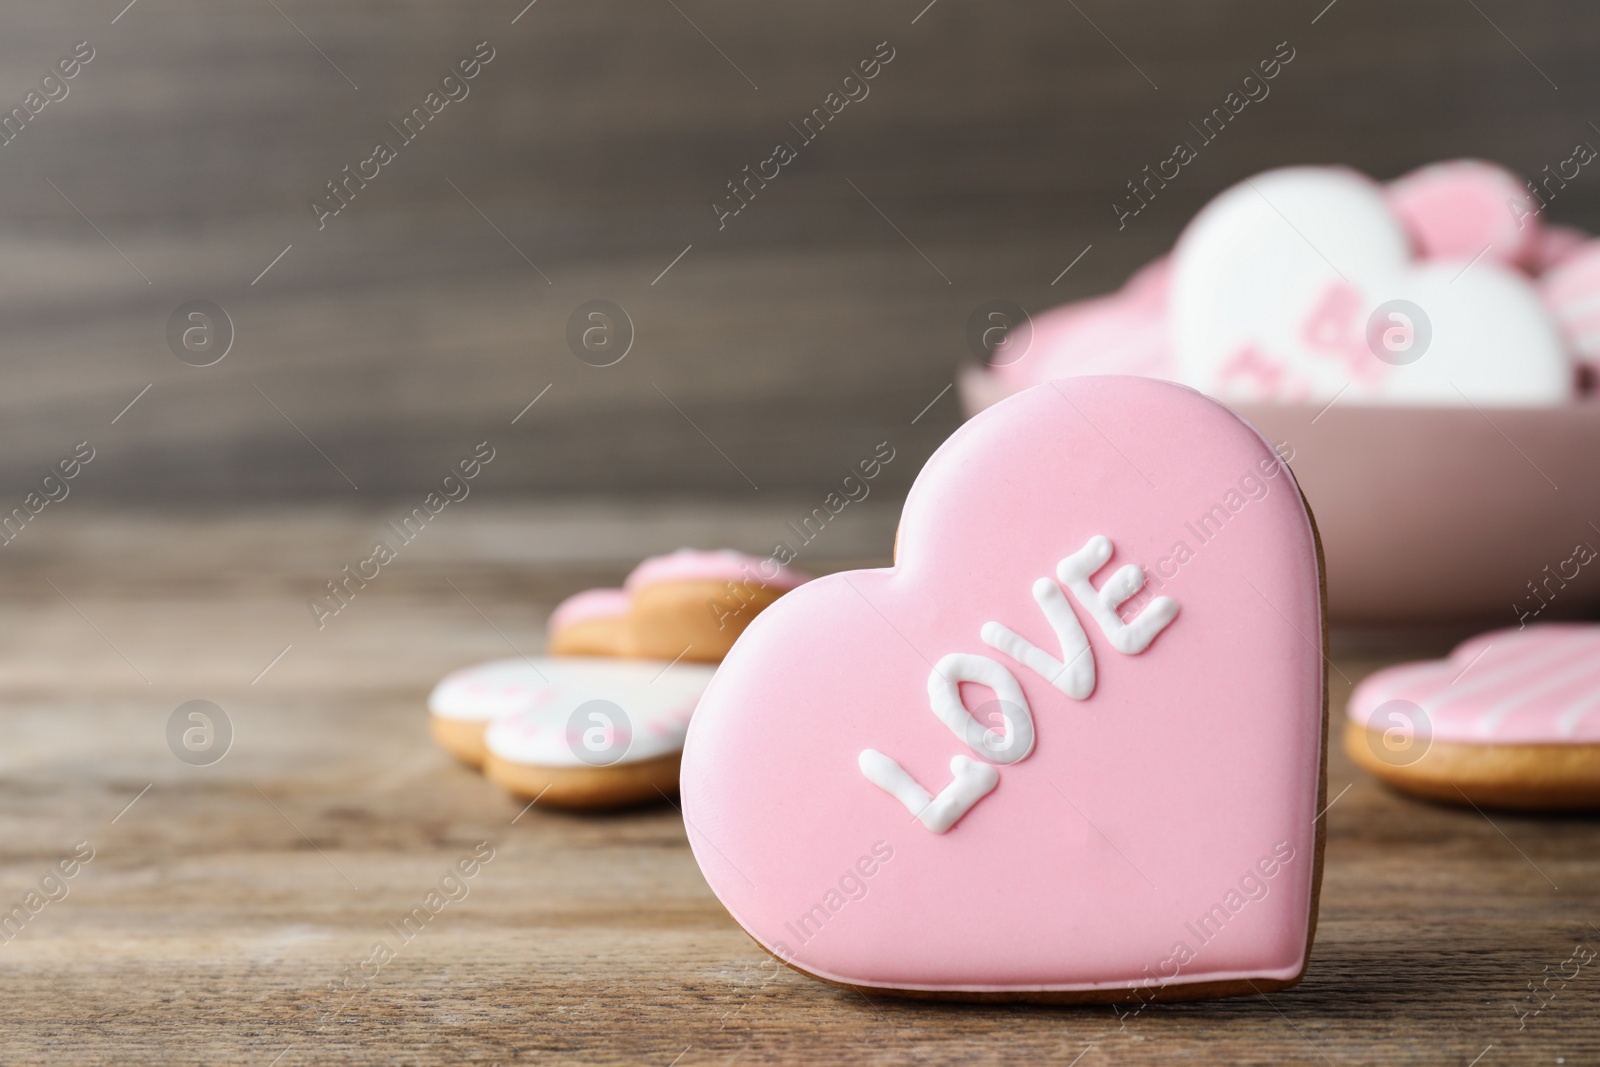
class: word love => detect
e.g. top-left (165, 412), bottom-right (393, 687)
top-left (859, 534), bottom-right (1179, 832)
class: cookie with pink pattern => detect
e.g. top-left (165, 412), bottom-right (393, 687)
top-left (431, 656), bottom-right (716, 805)
top-left (546, 551), bottom-right (810, 664)
top-left (992, 257), bottom-right (1173, 388)
top-left (624, 549), bottom-right (809, 663)
top-left (1531, 225), bottom-right (1590, 274)
top-left (1386, 159), bottom-right (1540, 268)
top-left (1172, 166), bottom-right (1572, 405)
top-left (960, 257), bottom-right (1174, 414)
top-left (1539, 239), bottom-right (1600, 378)
top-left (548, 588), bottom-right (632, 657)
top-left (1346, 624), bottom-right (1600, 810)
top-left (682, 376), bottom-right (1327, 1001)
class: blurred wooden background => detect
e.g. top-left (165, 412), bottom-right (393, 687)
top-left (0, 0), bottom-right (1596, 500)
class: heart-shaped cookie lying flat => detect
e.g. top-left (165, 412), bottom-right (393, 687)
top-left (1171, 167), bottom-right (1572, 405)
top-left (1346, 624), bottom-right (1600, 810)
top-left (681, 376), bottom-right (1327, 1001)
top-left (478, 657), bottom-right (717, 807)
top-left (428, 656), bottom-right (713, 779)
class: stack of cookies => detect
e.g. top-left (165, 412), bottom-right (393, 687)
top-left (427, 549), bottom-right (807, 808)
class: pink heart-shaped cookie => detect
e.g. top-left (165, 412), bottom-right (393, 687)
top-left (990, 256), bottom-right (1175, 391)
top-left (1386, 158), bottom-right (1540, 268)
top-left (1345, 623), bottom-right (1600, 810)
top-left (682, 376), bottom-right (1327, 1000)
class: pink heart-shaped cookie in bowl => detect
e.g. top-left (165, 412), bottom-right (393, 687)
top-left (681, 376), bottom-right (1327, 1001)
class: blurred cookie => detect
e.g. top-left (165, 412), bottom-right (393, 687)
top-left (1346, 624), bottom-right (1600, 810)
top-left (548, 588), bottom-right (631, 657)
top-left (545, 550), bottom-right (809, 665)
top-left (1387, 158), bottom-right (1540, 267)
top-left (480, 656), bottom-right (717, 807)
top-left (1531, 224), bottom-right (1589, 274)
top-left (1540, 239), bottom-right (1600, 374)
top-left (624, 549), bottom-right (808, 663)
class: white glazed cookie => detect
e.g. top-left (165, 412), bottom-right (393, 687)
top-left (454, 656), bottom-right (719, 807)
top-left (429, 656), bottom-right (709, 770)
top-left (1171, 166), bottom-right (1573, 406)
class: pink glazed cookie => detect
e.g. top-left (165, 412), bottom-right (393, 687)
top-left (1531, 224), bottom-right (1590, 274)
top-left (548, 588), bottom-right (632, 657)
top-left (988, 256), bottom-right (1174, 392)
top-left (1346, 625), bottom-right (1600, 810)
top-left (1539, 240), bottom-right (1600, 376)
top-left (960, 257), bottom-right (1174, 415)
top-left (547, 552), bottom-right (810, 664)
top-left (624, 549), bottom-right (809, 663)
top-left (681, 376), bottom-right (1327, 1002)
top-left (1386, 159), bottom-right (1540, 267)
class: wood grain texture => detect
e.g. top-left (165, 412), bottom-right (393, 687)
top-left (2, 505), bottom-right (1597, 1065)
top-left (0, 0), bottom-right (1596, 499)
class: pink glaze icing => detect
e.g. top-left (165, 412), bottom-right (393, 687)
top-left (1532, 225), bottom-right (1590, 274)
top-left (1348, 625), bottom-right (1600, 743)
top-left (1386, 159), bottom-right (1539, 267)
top-left (681, 376), bottom-right (1325, 995)
top-left (1540, 240), bottom-right (1600, 367)
top-left (548, 587), bottom-right (631, 633)
top-left (990, 256), bottom-right (1173, 393)
top-left (624, 548), bottom-right (809, 594)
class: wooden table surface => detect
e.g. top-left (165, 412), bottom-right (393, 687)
top-left (2, 503), bottom-right (1597, 1066)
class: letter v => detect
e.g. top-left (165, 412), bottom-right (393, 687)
top-left (981, 577), bottom-right (1095, 699)
top-left (857, 750), bottom-right (999, 833)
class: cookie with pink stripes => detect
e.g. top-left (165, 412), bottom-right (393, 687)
top-left (1346, 624), bottom-right (1600, 810)
top-left (1539, 239), bottom-right (1600, 378)
top-left (1531, 225), bottom-right (1590, 274)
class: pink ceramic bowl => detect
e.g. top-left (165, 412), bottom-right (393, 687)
top-left (959, 368), bottom-right (1600, 625)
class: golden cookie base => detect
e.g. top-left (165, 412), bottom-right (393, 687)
top-left (1345, 720), bottom-right (1600, 810)
top-left (483, 750), bottom-right (684, 809)
top-left (429, 714), bottom-right (488, 768)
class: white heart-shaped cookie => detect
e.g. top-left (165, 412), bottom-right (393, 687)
top-left (1171, 167), bottom-right (1573, 405)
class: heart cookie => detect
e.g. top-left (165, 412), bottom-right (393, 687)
top-left (1539, 239), bottom-right (1600, 375)
top-left (1346, 624), bottom-right (1600, 810)
top-left (990, 256), bottom-right (1173, 389)
top-left (547, 550), bottom-right (809, 664)
top-left (547, 588), bottom-right (632, 657)
top-left (1386, 159), bottom-right (1540, 268)
top-left (1531, 224), bottom-right (1590, 274)
top-left (960, 257), bottom-right (1174, 416)
top-left (681, 376), bottom-right (1327, 1001)
top-left (430, 656), bottom-right (717, 806)
top-left (1170, 167), bottom-right (1573, 405)
top-left (428, 655), bottom-right (713, 771)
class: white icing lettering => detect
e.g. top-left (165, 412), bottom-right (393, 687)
top-left (858, 532), bottom-right (1180, 833)
top-left (858, 750), bottom-right (1000, 833)
top-left (980, 577), bottom-right (1095, 699)
top-left (926, 653), bottom-right (1035, 764)
top-left (1057, 534), bottom-right (1179, 654)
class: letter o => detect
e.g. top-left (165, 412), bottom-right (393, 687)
top-left (927, 653), bottom-right (1035, 764)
